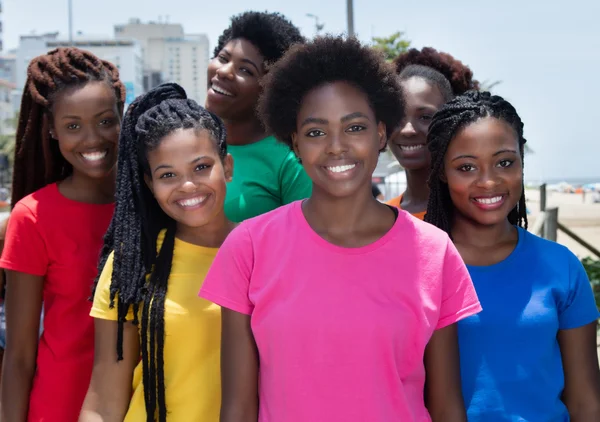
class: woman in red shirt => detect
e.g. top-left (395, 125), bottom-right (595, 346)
top-left (0, 48), bottom-right (125, 422)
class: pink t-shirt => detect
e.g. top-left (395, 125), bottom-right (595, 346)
top-left (200, 201), bottom-right (481, 421)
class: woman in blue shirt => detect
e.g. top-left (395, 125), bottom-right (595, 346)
top-left (425, 90), bottom-right (600, 421)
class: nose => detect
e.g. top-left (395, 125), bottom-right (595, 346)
top-left (476, 168), bottom-right (500, 190)
top-left (216, 61), bottom-right (235, 80)
top-left (325, 132), bottom-right (349, 156)
top-left (179, 178), bottom-right (198, 193)
top-left (399, 120), bottom-right (417, 137)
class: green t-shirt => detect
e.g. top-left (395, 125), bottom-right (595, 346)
top-left (224, 136), bottom-right (312, 223)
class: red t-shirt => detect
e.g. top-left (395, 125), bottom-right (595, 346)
top-left (0, 183), bottom-right (114, 422)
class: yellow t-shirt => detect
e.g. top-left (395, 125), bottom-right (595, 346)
top-left (91, 233), bottom-right (221, 421)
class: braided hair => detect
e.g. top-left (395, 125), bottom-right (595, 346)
top-left (12, 47), bottom-right (125, 207)
top-left (424, 90), bottom-right (528, 235)
top-left (394, 47), bottom-right (479, 96)
top-left (95, 82), bottom-right (226, 422)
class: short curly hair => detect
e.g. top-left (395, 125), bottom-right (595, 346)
top-left (258, 36), bottom-right (404, 149)
top-left (394, 47), bottom-right (479, 95)
top-left (213, 11), bottom-right (305, 65)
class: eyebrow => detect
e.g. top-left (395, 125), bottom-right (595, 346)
top-left (152, 156), bottom-right (210, 174)
top-left (451, 149), bottom-right (518, 162)
top-left (299, 112), bottom-right (370, 128)
top-left (61, 108), bottom-right (114, 120)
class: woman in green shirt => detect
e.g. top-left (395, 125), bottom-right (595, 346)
top-left (206, 11), bottom-right (311, 222)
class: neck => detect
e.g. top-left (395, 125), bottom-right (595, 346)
top-left (402, 167), bottom-right (430, 204)
top-left (451, 213), bottom-right (516, 248)
top-left (302, 185), bottom-right (384, 236)
top-left (176, 211), bottom-right (236, 248)
top-left (224, 117), bottom-right (267, 146)
top-left (62, 169), bottom-right (116, 204)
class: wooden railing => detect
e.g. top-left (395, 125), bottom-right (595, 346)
top-left (534, 184), bottom-right (600, 258)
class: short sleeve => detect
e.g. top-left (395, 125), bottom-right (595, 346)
top-left (437, 238), bottom-right (482, 330)
top-left (0, 202), bottom-right (48, 276)
top-left (279, 151), bottom-right (312, 205)
top-left (90, 251), bottom-right (134, 321)
top-left (557, 252), bottom-right (599, 330)
top-left (199, 224), bottom-right (254, 315)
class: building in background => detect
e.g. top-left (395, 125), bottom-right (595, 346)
top-left (115, 18), bottom-right (209, 104)
top-left (15, 33), bottom-right (143, 109)
top-left (0, 78), bottom-right (15, 134)
top-left (0, 53), bottom-right (16, 83)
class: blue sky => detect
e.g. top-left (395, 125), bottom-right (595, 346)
top-left (3, 0), bottom-right (599, 181)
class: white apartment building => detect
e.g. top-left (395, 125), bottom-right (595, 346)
top-left (0, 78), bottom-right (15, 135)
top-left (15, 33), bottom-right (143, 107)
top-left (115, 19), bottom-right (209, 104)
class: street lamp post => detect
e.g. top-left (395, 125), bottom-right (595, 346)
top-left (347, 0), bottom-right (355, 37)
top-left (68, 0), bottom-right (73, 44)
top-left (306, 13), bottom-right (324, 36)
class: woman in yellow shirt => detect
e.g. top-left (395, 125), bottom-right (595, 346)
top-left (79, 83), bottom-right (235, 421)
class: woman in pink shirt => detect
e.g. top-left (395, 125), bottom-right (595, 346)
top-left (200, 36), bottom-right (481, 422)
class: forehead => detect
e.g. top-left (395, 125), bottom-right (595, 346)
top-left (147, 128), bottom-right (219, 162)
top-left (298, 81), bottom-right (374, 120)
top-left (52, 81), bottom-right (117, 115)
top-left (448, 117), bottom-right (519, 155)
top-left (401, 77), bottom-right (445, 109)
top-left (223, 38), bottom-right (264, 65)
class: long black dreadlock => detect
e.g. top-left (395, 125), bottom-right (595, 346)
top-left (94, 82), bottom-right (227, 422)
top-left (424, 90), bottom-right (528, 235)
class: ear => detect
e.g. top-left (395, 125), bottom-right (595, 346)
top-left (223, 153), bottom-right (234, 182)
top-left (144, 173), bottom-right (154, 194)
top-left (377, 122), bottom-right (387, 151)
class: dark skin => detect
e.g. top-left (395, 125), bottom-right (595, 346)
top-left (445, 117), bottom-right (600, 420)
top-left (388, 77), bottom-right (446, 214)
top-left (1, 81), bottom-right (121, 422)
top-left (220, 81), bottom-right (467, 422)
top-left (205, 38), bottom-right (266, 146)
top-left (80, 131), bottom-right (235, 421)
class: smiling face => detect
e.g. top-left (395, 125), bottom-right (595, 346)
top-left (443, 117), bottom-right (523, 227)
top-left (292, 81), bottom-right (386, 199)
top-left (51, 81), bottom-right (121, 179)
top-left (389, 77), bottom-right (446, 171)
top-left (205, 38), bottom-right (265, 121)
top-left (145, 128), bottom-right (233, 231)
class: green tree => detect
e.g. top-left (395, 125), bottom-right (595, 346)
top-left (371, 31), bottom-right (411, 62)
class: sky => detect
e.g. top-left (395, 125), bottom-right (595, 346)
top-left (3, 0), bottom-right (599, 182)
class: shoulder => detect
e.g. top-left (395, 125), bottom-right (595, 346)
top-left (519, 227), bottom-right (577, 262)
top-left (396, 210), bottom-right (451, 248)
top-left (385, 196), bottom-right (401, 208)
top-left (11, 184), bottom-right (59, 218)
top-left (240, 202), bottom-right (298, 237)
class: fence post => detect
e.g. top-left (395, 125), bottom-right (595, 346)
top-left (540, 183), bottom-right (547, 211)
top-left (544, 207), bottom-right (558, 242)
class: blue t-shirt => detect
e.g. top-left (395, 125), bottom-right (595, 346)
top-left (458, 227), bottom-right (599, 421)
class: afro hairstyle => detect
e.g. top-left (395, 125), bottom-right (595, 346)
top-left (213, 11), bottom-right (305, 65)
top-left (258, 35), bottom-right (404, 149)
top-left (393, 47), bottom-right (479, 95)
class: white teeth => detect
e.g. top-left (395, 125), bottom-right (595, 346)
top-left (400, 144), bottom-right (424, 151)
top-left (475, 196), bottom-right (503, 205)
top-left (178, 196), bottom-right (207, 207)
top-left (327, 164), bottom-right (356, 173)
top-left (212, 85), bottom-right (233, 97)
top-left (81, 150), bottom-right (107, 161)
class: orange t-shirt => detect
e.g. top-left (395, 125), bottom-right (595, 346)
top-left (386, 196), bottom-right (426, 220)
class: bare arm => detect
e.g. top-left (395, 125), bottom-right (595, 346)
top-left (79, 318), bottom-right (139, 422)
top-left (220, 308), bottom-right (259, 422)
top-left (0, 270), bottom-right (43, 422)
top-left (558, 321), bottom-right (600, 421)
top-left (424, 323), bottom-right (467, 422)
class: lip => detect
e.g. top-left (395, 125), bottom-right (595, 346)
top-left (471, 194), bottom-right (507, 211)
top-left (175, 194), bottom-right (210, 210)
top-left (78, 148), bottom-right (110, 166)
top-left (321, 161), bottom-right (360, 180)
top-left (393, 142), bottom-right (426, 157)
top-left (208, 78), bottom-right (235, 98)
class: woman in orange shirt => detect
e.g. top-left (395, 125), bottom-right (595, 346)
top-left (386, 48), bottom-right (478, 219)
